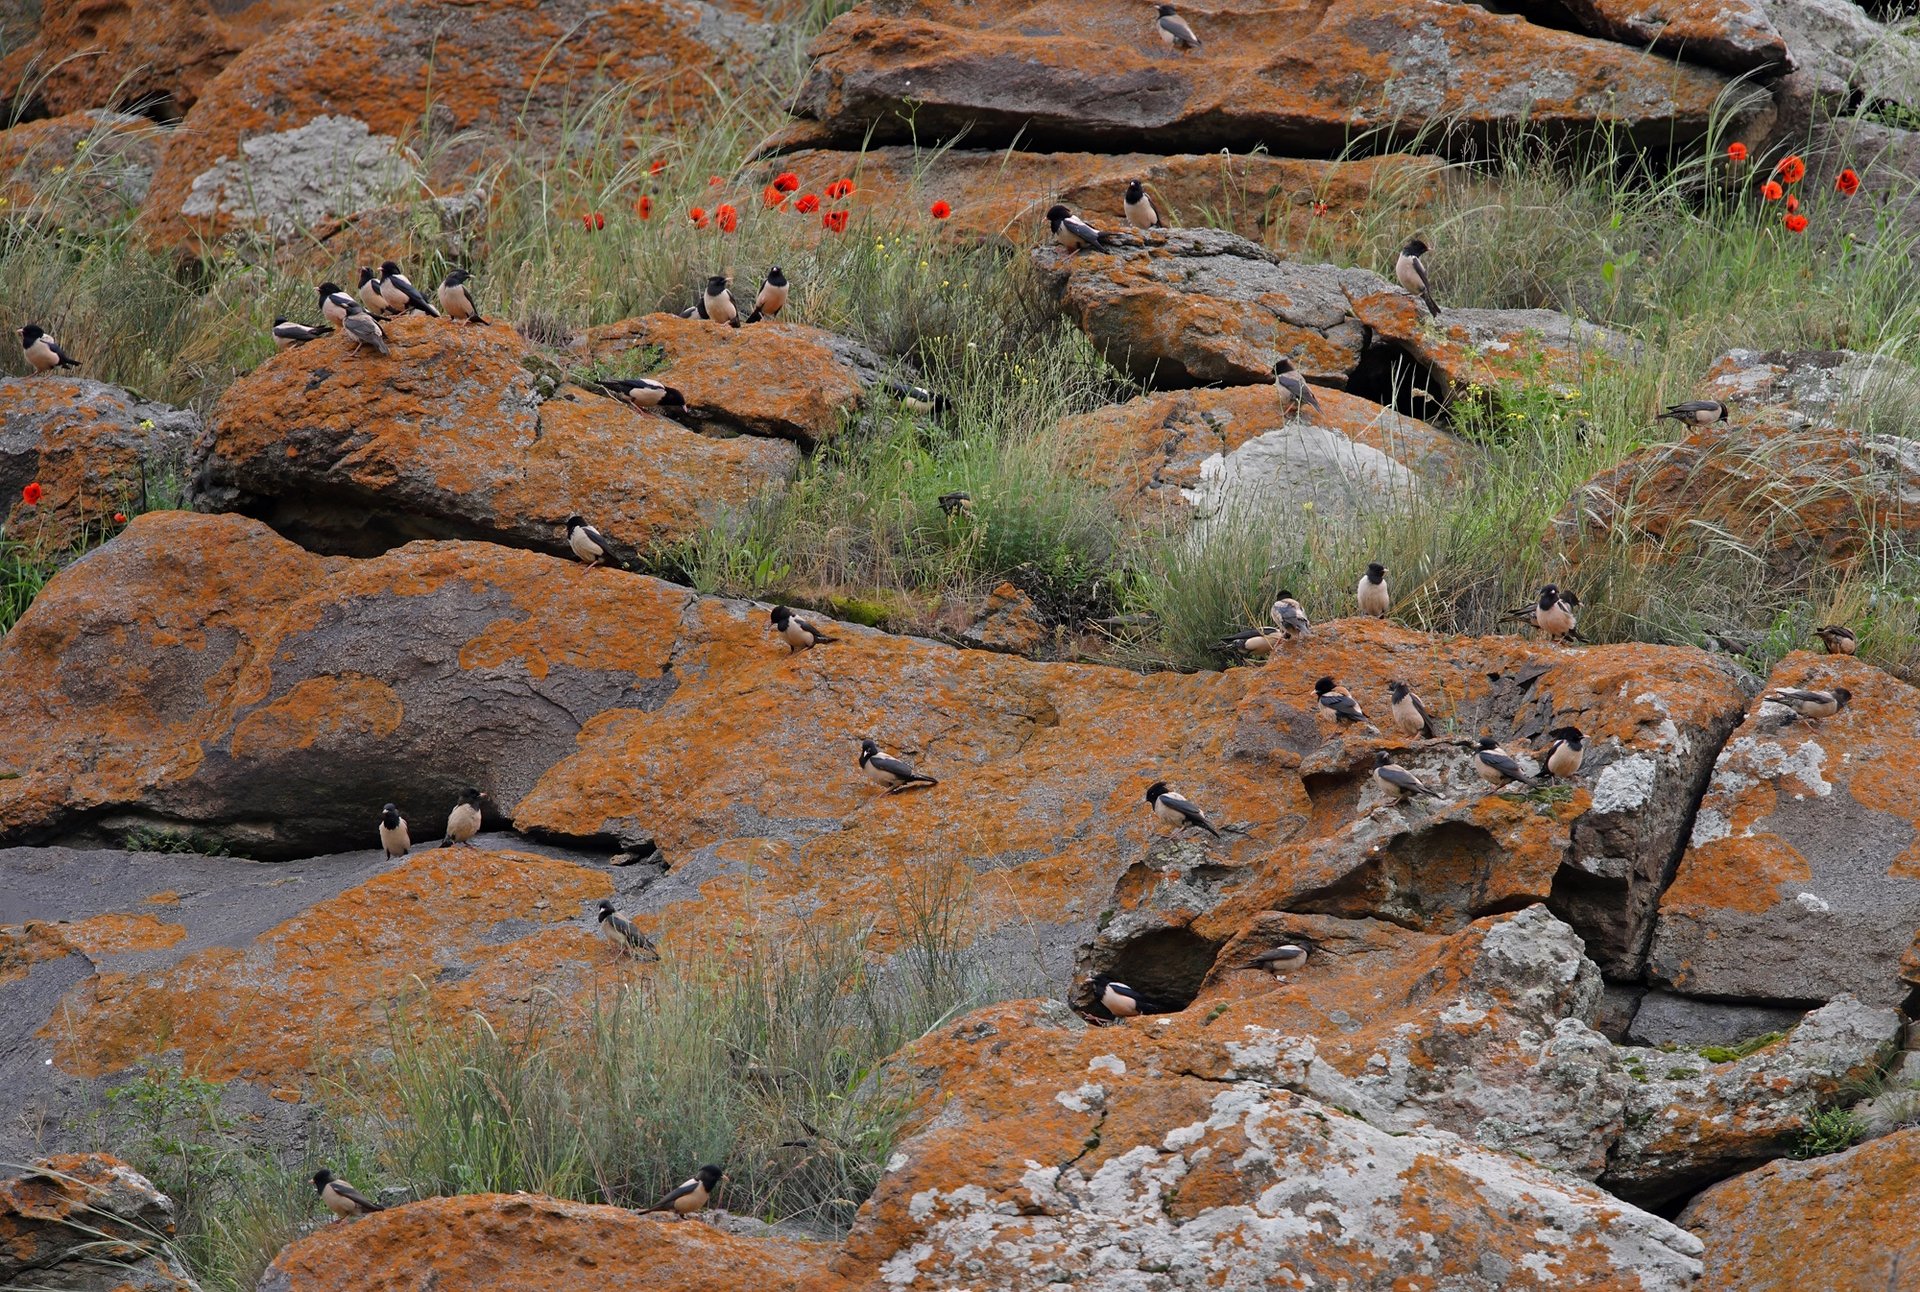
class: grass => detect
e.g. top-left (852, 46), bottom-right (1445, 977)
top-left (1793, 1104), bottom-right (1869, 1158)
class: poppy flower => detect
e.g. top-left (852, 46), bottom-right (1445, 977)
top-left (930, 199), bottom-right (952, 219)
top-left (1786, 195), bottom-right (1799, 213)
top-left (635, 195), bottom-right (652, 220)
top-left (1726, 142), bottom-right (1748, 162)
top-left (716, 203), bottom-right (738, 233)
top-left (689, 207), bottom-right (708, 229)
top-left (822, 210), bottom-right (849, 233)
top-left (1310, 201), bottom-right (1330, 217)
top-left (649, 159), bottom-right (667, 176)
top-left (825, 179), bottom-right (855, 199)
top-left (1784, 212), bottom-right (1809, 233)
top-left (774, 172), bottom-right (800, 193)
top-left (1760, 180), bottom-right (1783, 202)
top-left (582, 211), bottom-right (606, 231)
top-left (709, 175), bottom-right (724, 188)
top-left (795, 193), bottom-right (820, 214)
top-left (1775, 154), bottom-right (1807, 184)
top-left (112, 511), bottom-right (126, 524)
top-left (20, 482), bottom-right (42, 505)
top-left (764, 184), bottom-right (788, 208)
top-left (1837, 168), bottom-right (1861, 196)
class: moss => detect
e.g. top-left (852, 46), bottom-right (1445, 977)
top-left (1699, 1032), bottom-right (1785, 1064)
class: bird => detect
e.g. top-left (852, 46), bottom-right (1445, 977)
top-left (1763, 685), bottom-right (1853, 724)
top-left (938, 490), bottom-right (974, 518)
top-left (699, 275), bottom-right (740, 327)
top-left (341, 303), bottom-right (389, 356)
top-left (1657, 400), bottom-right (1728, 425)
top-left (1270, 592), bottom-right (1311, 639)
top-left (441, 787), bottom-right (483, 848)
top-left (17, 324), bottom-right (78, 373)
top-left (1372, 750), bottom-right (1443, 802)
top-left (746, 266), bottom-right (788, 323)
top-left (1395, 238), bottom-right (1440, 315)
top-left (1093, 976), bottom-right (1146, 1019)
top-left (271, 317), bottom-right (332, 349)
top-left (378, 803), bottom-right (410, 858)
top-left (1144, 781), bottom-right (1221, 837)
top-left (438, 269), bottom-right (488, 324)
top-left (1046, 204), bottom-right (1113, 253)
top-left (1471, 738), bottom-right (1538, 790)
top-left (379, 261), bottom-right (440, 316)
top-left (1815, 624), bottom-right (1858, 656)
top-left (1314, 676), bottom-right (1371, 727)
top-left (1386, 680), bottom-right (1433, 737)
top-left (1356, 562), bottom-right (1390, 617)
top-left (564, 514), bottom-right (623, 569)
top-left (1123, 179), bottom-right (1162, 229)
top-left (645, 1164), bottom-right (723, 1219)
top-left (598, 377), bottom-right (686, 413)
top-left (1272, 358), bottom-right (1322, 419)
top-left (312, 1169), bottom-right (383, 1221)
top-left (1541, 726), bottom-right (1585, 779)
top-left (596, 898), bottom-right (661, 961)
top-left (1511, 585), bottom-right (1578, 641)
top-left (883, 379), bottom-right (951, 415)
top-left (1154, 3), bottom-right (1201, 49)
top-left (318, 282), bottom-right (355, 328)
top-left (1250, 944), bottom-right (1308, 974)
top-left (769, 604), bottom-right (837, 652)
top-left (858, 738), bottom-right (938, 792)
top-left (1216, 626), bottom-right (1285, 659)
top-left (357, 267), bottom-right (390, 316)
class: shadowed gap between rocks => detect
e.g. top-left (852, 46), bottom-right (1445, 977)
top-left (1080, 925), bottom-right (1226, 1015)
top-left (1346, 338), bottom-right (1449, 424)
top-left (1289, 820), bottom-right (1510, 930)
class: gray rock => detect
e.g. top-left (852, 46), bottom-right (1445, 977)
top-left (1625, 990), bottom-right (1806, 1048)
top-left (1180, 422), bottom-right (1427, 527)
top-left (179, 115), bottom-right (414, 237)
top-left (1760, 0), bottom-right (1920, 106)
top-left (1699, 347), bottom-right (1920, 434)
top-left (0, 1155), bottom-right (201, 1292)
top-left (1559, 0), bottom-right (1791, 74)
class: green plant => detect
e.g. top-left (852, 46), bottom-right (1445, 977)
top-left (1793, 1105), bottom-right (1868, 1159)
top-left (1698, 1031), bottom-right (1784, 1064)
top-left (120, 824), bottom-right (234, 857)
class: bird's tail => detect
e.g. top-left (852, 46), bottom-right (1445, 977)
top-left (910, 773), bottom-right (939, 787)
top-left (314, 324), bottom-right (335, 336)
top-left (1423, 288), bottom-right (1440, 316)
top-left (744, 307), bottom-right (764, 324)
top-left (470, 313), bottom-right (490, 326)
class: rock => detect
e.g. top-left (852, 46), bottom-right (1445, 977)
top-left (259, 1192), bottom-right (842, 1292)
top-left (790, 0), bottom-right (1753, 156)
top-left (1760, 0), bottom-right (1920, 107)
top-left (1697, 347), bottom-right (1920, 431)
top-left (193, 314), bottom-right (797, 558)
top-left (0, 111), bottom-right (161, 233)
top-left (959, 582), bottom-right (1051, 655)
top-left (1850, 1050), bottom-right (1920, 1140)
top-left (0, 1153), bottom-right (200, 1291)
top-left (1681, 1126), bottom-right (1920, 1290)
top-left (1801, 118), bottom-right (1920, 246)
top-left (750, 146), bottom-right (1442, 248)
top-left (1650, 653), bottom-right (1920, 1008)
top-left (1625, 990), bottom-right (1805, 1048)
top-left (136, 0), bottom-right (779, 250)
top-left (0, 378), bottom-right (197, 550)
top-left (1059, 383), bottom-right (1470, 526)
top-left (1032, 228), bottom-right (1390, 388)
top-left (1558, 0), bottom-right (1790, 75)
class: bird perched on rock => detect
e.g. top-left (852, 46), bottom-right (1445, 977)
top-left (271, 317), bottom-right (332, 349)
top-left (1145, 780), bottom-right (1221, 837)
top-left (379, 261), bottom-right (440, 317)
top-left (438, 269), bottom-right (488, 325)
top-left (17, 324), bottom-right (78, 373)
top-left (1386, 680), bottom-right (1433, 737)
top-left (1541, 726), bottom-right (1585, 779)
top-left (1046, 204), bottom-right (1114, 253)
top-left (1396, 238), bottom-right (1440, 315)
top-left (646, 1164), bottom-right (723, 1219)
top-left (883, 379), bottom-right (951, 415)
top-left (318, 282), bottom-right (355, 328)
top-left (858, 738), bottom-right (938, 792)
top-left (564, 514), bottom-right (623, 569)
top-left (1815, 624), bottom-right (1858, 656)
top-left (598, 377), bottom-right (686, 414)
top-left (1092, 976), bottom-right (1146, 1019)
top-left (1123, 178), bottom-right (1162, 230)
top-left (378, 803), bottom-right (410, 858)
top-left (596, 898), bottom-right (661, 961)
top-left (746, 266), bottom-right (788, 322)
top-left (770, 604), bottom-right (837, 652)
top-left (1272, 357), bottom-right (1322, 419)
top-left (1470, 738), bottom-right (1537, 791)
top-left (1217, 626), bottom-right (1285, 659)
top-left (1764, 685), bottom-right (1852, 724)
top-left (1357, 562), bottom-right (1390, 617)
top-left (1657, 399), bottom-right (1728, 425)
top-left (1510, 585), bottom-right (1578, 642)
top-left (1314, 676), bottom-right (1372, 729)
top-left (1373, 750), bottom-right (1442, 802)
top-left (357, 267), bottom-right (389, 316)
top-left (1251, 944), bottom-right (1308, 975)
top-left (699, 275), bottom-right (740, 326)
top-left (441, 787), bottom-right (483, 848)
top-left (1153, 3), bottom-right (1201, 49)
top-left (1270, 591), bottom-right (1310, 639)
top-left (938, 490), bottom-right (974, 518)
top-left (341, 303), bottom-right (389, 356)
top-left (312, 1170), bottom-right (383, 1221)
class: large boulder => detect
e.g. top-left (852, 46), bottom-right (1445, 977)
top-left (1348, 289), bottom-right (1636, 406)
top-left (0, 111), bottom-right (161, 233)
top-left (0, 1153), bottom-right (200, 1292)
top-left (1558, 0), bottom-right (1790, 75)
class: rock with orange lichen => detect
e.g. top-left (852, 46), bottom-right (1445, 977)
top-left (789, 0), bottom-right (1755, 155)
top-left (192, 315), bottom-right (797, 558)
top-left (259, 1193), bottom-right (844, 1292)
top-left (0, 111), bottom-right (162, 233)
top-left (1681, 1127), bottom-right (1920, 1290)
top-left (1348, 289), bottom-right (1636, 406)
top-left (1559, 0), bottom-right (1790, 74)
top-left (136, 0), bottom-right (777, 250)
top-left (0, 1153), bottom-right (199, 1291)
top-left (1650, 652), bottom-right (1920, 1007)
top-left (0, 378), bottom-right (195, 550)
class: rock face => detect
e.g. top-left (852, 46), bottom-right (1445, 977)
top-left (0, 378), bottom-right (197, 550)
top-left (1558, 0), bottom-right (1790, 75)
top-left (1695, 347), bottom-right (1920, 429)
top-left (1651, 652), bottom-right (1920, 1009)
top-left (790, 0), bottom-right (1755, 155)
top-left (0, 111), bottom-right (161, 232)
top-left (1348, 289), bottom-right (1636, 406)
top-left (0, 1153), bottom-right (200, 1292)
top-left (1681, 1127), bottom-right (1920, 1290)
top-left (193, 316), bottom-right (797, 558)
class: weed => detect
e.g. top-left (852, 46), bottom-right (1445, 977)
top-left (1698, 1031), bottom-right (1784, 1064)
top-left (1793, 1105), bottom-right (1868, 1159)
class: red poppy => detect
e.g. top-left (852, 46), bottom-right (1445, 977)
top-left (20, 482), bottom-right (42, 505)
top-left (1786, 195), bottom-right (1800, 213)
top-left (649, 159), bottom-right (667, 176)
top-left (689, 206), bottom-right (708, 229)
top-left (824, 179), bottom-right (855, 199)
top-left (634, 195), bottom-right (652, 220)
top-left (1726, 142), bottom-right (1748, 162)
top-left (1775, 154), bottom-right (1807, 184)
top-left (1784, 212), bottom-right (1809, 233)
top-left (822, 209), bottom-right (849, 232)
top-left (1837, 168), bottom-right (1861, 196)
top-left (764, 184), bottom-right (787, 207)
top-left (794, 193), bottom-right (820, 214)
top-left (709, 175), bottom-right (724, 188)
top-left (1310, 201), bottom-right (1330, 217)
top-left (716, 203), bottom-right (738, 233)
top-left (1760, 180), bottom-right (1783, 202)
top-left (112, 511), bottom-right (126, 524)
top-left (774, 172), bottom-right (800, 193)
top-left (930, 200), bottom-right (951, 219)
top-left (582, 211), bottom-right (605, 231)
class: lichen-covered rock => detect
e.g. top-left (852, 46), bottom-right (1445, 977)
top-left (0, 1153), bottom-right (200, 1291)
top-left (193, 314), bottom-right (797, 558)
top-left (1696, 347), bottom-right (1920, 429)
top-left (0, 378), bottom-right (196, 550)
top-left (0, 111), bottom-right (161, 233)
top-left (1559, 0), bottom-right (1790, 74)
top-left (1761, 0), bottom-right (1920, 107)
top-left (1651, 653), bottom-right (1920, 1008)
top-left (1348, 289), bottom-right (1636, 403)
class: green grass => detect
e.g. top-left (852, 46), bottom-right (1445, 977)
top-left (1699, 1031), bottom-right (1785, 1064)
top-left (1793, 1104), bottom-right (1869, 1159)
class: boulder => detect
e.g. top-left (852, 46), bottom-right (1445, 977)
top-left (0, 378), bottom-right (197, 550)
top-left (790, 0), bottom-right (1754, 156)
top-left (1681, 1126), bottom-right (1920, 1290)
top-left (1650, 653), bottom-right (1920, 1009)
top-left (1348, 289), bottom-right (1636, 406)
top-left (0, 111), bottom-right (161, 233)
top-left (193, 315), bottom-right (798, 558)
top-left (1694, 346), bottom-right (1920, 430)
top-left (1761, 0), bottom-right (1920, 108)
top-left (1032, 228), bottom-right (1390, 388)
top-left (0, 1153), bottom-right (200, 1292)
top-left (1557, 0), bottom-right (1791, 75)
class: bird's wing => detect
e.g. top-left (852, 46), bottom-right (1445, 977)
top-left (1379, 765), bottom-right (1435, 795)
top-left (334, 1181), bottom-right (384, 1211)
top-left (794, 616), bottom-right (836, 641)
top-left (1480, 750), bottom-right (1529, 780)
top-left (1275, 604), bottom-right (1310, 631)
top-left (1406, 255), bottom-right (1431, 290)
top-left (1251, 946), bottom-right (1303, 965)
top-left (1410, 693), bottom-right (1432, 729)
top-left (1063, 216), bottom-right (1107, 243)
top-left (1166, 794), bottom-right (1219, 832)
top-left (1159, 14), bottom-right (1199, 43)
top-left (870, 753), bottom-right (924, 781)
top-left (1320, 693), bottom-right (1366, 720)
top-left (648, 1180), bottom-right (698, 1211)
top-left (1767, 688), bottom-right (1830, 705)
top-left (1663, 400), bottom-right (1719, 416)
